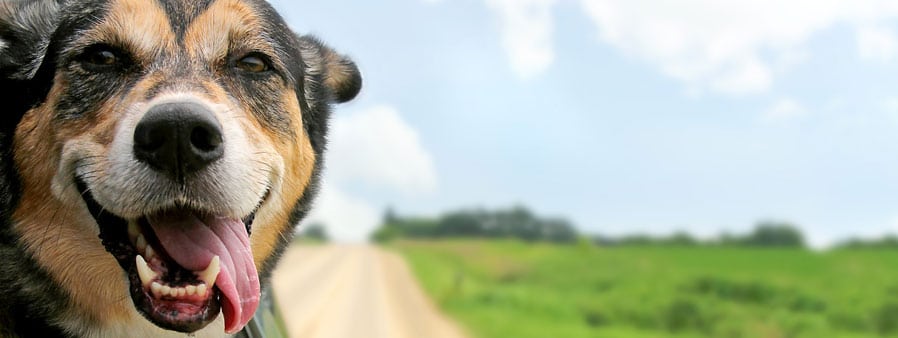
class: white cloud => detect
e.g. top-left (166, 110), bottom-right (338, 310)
top-left (579, 0), bottom-right (898, 95)
top-left (303, 105), bottom-right (438, 242)
top-left (762, 98), bottom-right (808, 123)
top-left (427, 0), bottom-right (898, 91)
top-left (327, 105), bottom-right (438, 194)
top-left (858, 25), bottom-right (898, 62)
top-left (485, 0), bottom-right (557, 79)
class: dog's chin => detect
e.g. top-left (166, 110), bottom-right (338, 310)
top-left (75, 178), bottom-right (266, 334)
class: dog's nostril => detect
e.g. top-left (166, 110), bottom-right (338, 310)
top-left (191, 125), bottom-right (222, 152)
top-left (134, 102), bottom-right (224, 179)
top-left (135, 125), bottom-right (166, 152)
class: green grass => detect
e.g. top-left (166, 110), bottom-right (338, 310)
top-left (390, 240), bottom-right (898, 338)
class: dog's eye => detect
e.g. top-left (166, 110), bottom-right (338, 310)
top-left (78, 45), bottom-right (128, 71)
top-left (87, 50), bottom-right (117, 66)
top-left (235, 54), bottom-right (270, 73)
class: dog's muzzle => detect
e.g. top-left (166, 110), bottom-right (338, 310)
top-left (133, 102), bottom-right (224, 181)
top-left (80, 100), bottom-right (263, 334)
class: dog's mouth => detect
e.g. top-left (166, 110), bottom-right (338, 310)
top-left (75, 178), bottom-right (265, 334)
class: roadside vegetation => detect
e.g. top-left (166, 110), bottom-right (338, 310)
top-left (376, 206), bottom-right (898, 338)
top-left (392, 240), bottom-right (898, 338)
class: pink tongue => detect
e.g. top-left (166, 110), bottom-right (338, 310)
top-left (147, 211), bottom-right (260, 334)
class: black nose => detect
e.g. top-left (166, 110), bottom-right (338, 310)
top-left (133, 102), bottom-right (224, 180)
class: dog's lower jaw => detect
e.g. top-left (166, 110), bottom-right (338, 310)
top-left (76, 180), bottom-right (263, 334)
top-left (59, 307), bottom-right (231, 338)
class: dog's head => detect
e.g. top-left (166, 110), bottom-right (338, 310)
top-left (1, 0), bottom-right (359, 335)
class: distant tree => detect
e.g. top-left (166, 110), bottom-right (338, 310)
top-left (371, 225), bottom-right (399, 243)
top-left (371, 206), bottom-right (439, 242)
top-left (383, 206), bottom-right (398, 225)
top-left (370, 205), bottom-right (579, 243)
top-left (666, 231), bottom-right (698, 246)
top-left (837, 235), bottom-right (898, 249)
top-left (436, 210), bottom-right (484, 237)
top-left (542, 218), bottom-right (578, 243)
top-left (299, 223), bottom-right (329, 243)
top-left (396, 218), bottom-right (439, 237)
top-left (629, 235), bottom-right (662, 245)
top-left (742, 222), bottom-right (805, 248)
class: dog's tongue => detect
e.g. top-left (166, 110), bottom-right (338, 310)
top-left (147, 211), bottom-right (260, 334)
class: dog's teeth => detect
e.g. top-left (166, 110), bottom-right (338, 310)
top-left (145, 245), bottom-right (155, 259)
top-left (197, 284), bottom-right (208, 297)
top-left (161, 285), bottom-right (172, 296)
top-left (186, 285), bottom-right (197, 296)
top-left (179, 288), bottom-right (187, 297)
top-left (197, 256), bottom-right (220, 288)
top-left (136, 235), bottom-right (147, 252)
top-left (151, 282), bottom-right (163, 297)
top-left (135, 255), bottom-right (157, 287)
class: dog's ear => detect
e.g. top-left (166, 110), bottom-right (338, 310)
top-left (298, 36), bottom-right (362, 104)
top-left (0, 0), bottom-right (60, 81)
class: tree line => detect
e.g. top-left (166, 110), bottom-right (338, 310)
top-left (297, 205), bottom-right (898, 250)
top-left (372, 205), bottom-right (579, 243)
top-left (593, 222), bottom-right (805, 248)
top-left (371, 206), bottom-right (817, 248)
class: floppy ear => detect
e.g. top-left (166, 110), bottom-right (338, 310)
top-left (0, 0), bottom-right (59, 131)
top-left (298, 35), bottom-right (362, 104)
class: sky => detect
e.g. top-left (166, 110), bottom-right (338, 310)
top-left (268, 0), bottom-right (898, 248)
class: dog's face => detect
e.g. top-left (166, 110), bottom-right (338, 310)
top-left (4, 0), bottom-right (359, 335)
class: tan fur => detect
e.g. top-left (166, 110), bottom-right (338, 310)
top-left (79, 0), bottom-right (176, 61)
top-left (250, 91), bottom-right (316, 267)
top-left (13, 76), bottom-right (135, 326)
top-left (322, 49), bottom-right (357, 96)
top-left (183, 0), bottom-right (273, 65)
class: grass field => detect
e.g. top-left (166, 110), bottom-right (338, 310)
top-left (390, 240), bottom-right (898, 338)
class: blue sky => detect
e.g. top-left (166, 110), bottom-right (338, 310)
top-left (269, 0), bottom-right (898, 248)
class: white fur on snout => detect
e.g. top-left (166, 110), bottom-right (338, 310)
top-left (59, 93), bottom-right (283, 220)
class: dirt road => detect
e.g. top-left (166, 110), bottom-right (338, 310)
top-left (272, 245), bottom-right (468, 338)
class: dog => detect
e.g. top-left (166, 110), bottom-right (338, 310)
top-left (0, 0), bottom-right (361, 336)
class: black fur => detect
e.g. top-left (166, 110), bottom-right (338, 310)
top-left (0, 1), bottom-right (69, 336)
top-left (157, 0), bottom-right (217, 39)
top-left (0, 0), bottom-right (361, 336)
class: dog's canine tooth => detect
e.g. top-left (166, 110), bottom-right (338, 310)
top-left (197, 255), bottom-right (220, 288)
top-left (135, 255), bottom-right (157, 287)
